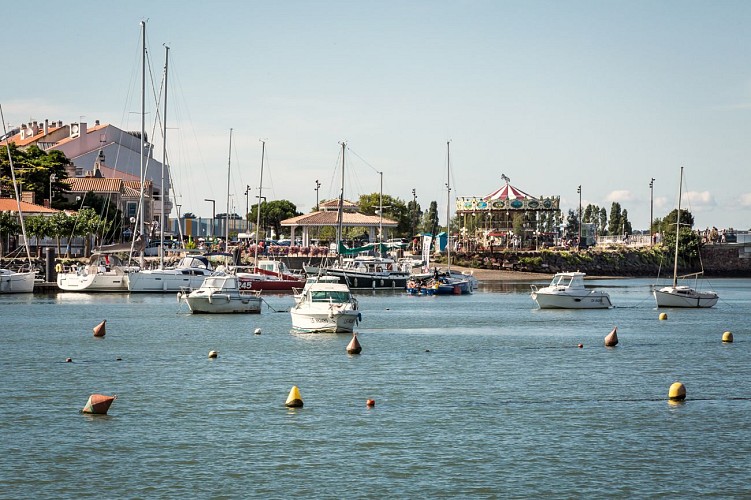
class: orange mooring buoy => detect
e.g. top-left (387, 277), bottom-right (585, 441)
top-left (604, 326), bottom-right (618, 347)
top-left (93, 320), bottom-right (106, 338)
top-left (81, 394), bottom-right (117, 415)
top-left (346, 333), bottom-right (362, 355)
top-left (366, 399), bottom-right (375, 407)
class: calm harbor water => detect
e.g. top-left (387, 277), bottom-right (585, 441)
top-left (1, 277), bottom-right (750, 498)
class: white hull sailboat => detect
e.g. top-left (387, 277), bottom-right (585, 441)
top-left (653, 167), bottom-right (718, 308)
top-left (128, 255), bottom-right (214, 292)
top-left (0, 268), bottom-right (35, 294)
top-left (1, 105), bottom-right (36, 294)
top-left (57, 253), bottom-right (136, 292)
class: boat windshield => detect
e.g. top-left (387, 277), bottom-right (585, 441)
top-left (311, 291), bottom-right (350, 303)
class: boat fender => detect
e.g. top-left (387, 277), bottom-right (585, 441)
top-left (55, 263), bottom-right (62, 273)
top-left (357, 312), bottom-right (362, 323)
top-left (207, 291), bottom-right (213, 304)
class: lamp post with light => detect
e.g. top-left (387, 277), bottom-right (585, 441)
top-left (577, 185), bottom-right (582, 249)
top-left (49, 173), bottom-right (57, 207)
top-left (204, 199), bottom-right (215, 238)
top-left (649, 178), bottom-right (655, 246)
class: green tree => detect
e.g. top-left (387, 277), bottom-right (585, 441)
top-left (421, 200), bottom-right (439, 234)
top-left (55, 191), bottom-right (123, 243)
top-left (49, 211), bottom-right (75, 255)
top-left (564, 208), bottom-right (579, 238)
top-left (248, 200), bottom-right (300, 240)
top-left (607, 202), bottom-right (623, 236)
top-left (599, 207), bottom-right (608, 235)
top-left (0, 210), bottom-right (21, 257)
top-left (660, 208), bottom-right (701, 262)
top-left (0, 144), bottom-right (71, 204)
top-left (357, 192), bottom-right (410, 238)
top-left (24, 215), bottom-right (51, 257)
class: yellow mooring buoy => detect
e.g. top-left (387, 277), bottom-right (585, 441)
top-left (286, 386), bottom-right (303, 408)
top-left (722, 331), bottom-right (734, 343)
top-left (208, 350), bottom-right (218, 359)
top-left (668, 382), bottom-right (686, 402)
top-left (659, 312), bottom-right (668, 321)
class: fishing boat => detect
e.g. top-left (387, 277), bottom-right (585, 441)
top-left (530, 271), bottom-right (613, 309)
top-left (128, 255), bottom-right (214, 292)
top-left (0, 105), bottom-right (36, 294)
top-left (290, 276), bottom-right (361, 333)
top-left (183, 273), bottom-right (262, 314)
top-left (653, 167), bottom-right (718, 308)
top-left (318, 253), bottom-right (410, 290)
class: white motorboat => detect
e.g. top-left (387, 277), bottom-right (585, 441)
top-left (183, 274), bottom-right (262, 314)
top-left (653, 167), bottom-right (718, 308)
top-left (57, 253), bottom-right (137, 292)
top-left (290, 278), bottom-right (361, 333)
top-left (531, 272), bottom-right (613, 309)
top-left (128, 255), bottom-right (214, 292)
top-left (0, 267), bottom-right (36, 294)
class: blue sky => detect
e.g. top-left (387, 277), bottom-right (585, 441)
top-left (4, 0), bottom-right (751, 231)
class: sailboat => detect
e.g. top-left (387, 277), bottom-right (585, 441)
top-left (653, 167), bottom-right (718, 308)
top-left (58, 22), bottom-right (153, 293)
top-left (0, 105), bottom-right (36, 294)
top-left (128, 45), bottom-right (212, 292)
top-left (235, 140), bottom-right (305, 292)
top-left (421, 141), bottom-right (473, 295)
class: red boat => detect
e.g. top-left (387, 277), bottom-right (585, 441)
top-left (236, 259), bottom-right (305, 292)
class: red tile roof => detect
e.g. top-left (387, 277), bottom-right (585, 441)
top-left (0, 197), bottom-right (58, 214)
top-left (282, 210), bottom-right (397, 227)
top-left (63, 177), bottom-right (123, 193)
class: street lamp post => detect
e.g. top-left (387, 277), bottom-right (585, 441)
top-left (49, 173), bottom-right (57, 207)
top-left (577, 185), bottom-right (582, 249)
top-left (649, 178), bottom-right (655, 246)
top-left (244, 185), bottom-right (251, 232)
top-left (314, 179), bottom-right (321, 210)
top-left (204, 198), bottom-right (215, 238)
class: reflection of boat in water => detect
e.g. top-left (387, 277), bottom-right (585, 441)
top-left (653, 167), bottom-right (718, 308)
top-left (290, 278), bottom-right (360, 333)
top-left (57, 253), bottom-right (137, 292)
top-left (530, 272), bottom-right (613, 309)
top-left (128, 255), bottom-right (214, 292)
top-left (183, 274), bottom-right (262, 314)
top-left (236, 259), bottom-right (305, 292)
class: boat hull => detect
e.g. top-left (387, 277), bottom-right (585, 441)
top-left (532, 290), bottom-right (613, 309)
top-left (57, 272), bottom-right (129, 292)
top-left (0, 270), bottom-right (35, 294)
top-left (128, 271), bottom-right (208, 292)
top-left (290, 309), bottom-right (360, 333)
top-left (324, 271), bottom-right (407, 290)
top-left (185, 294), bottom-right (262, 314)
top-left (653, 287), bottom-right (718, 308)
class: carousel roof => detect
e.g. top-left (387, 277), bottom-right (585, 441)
top-left (483, 181), bottom-right (535, 201)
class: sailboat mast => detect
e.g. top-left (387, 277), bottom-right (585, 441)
top-left (139, 20), bottom-right (146, 268)
top-left (159, 44), bottom-right (169, 270)
top-left (446, 140), bottom-right (451, 271)
top-left (226, 128), bottom-right (232, 260)
top-left (0, 105), bottom-right (33, 264)
top-left (254, 140), bottom-right (265, 264)
top-left (672, 167), bottom-right (683, 288)
top-left (337, 142), bottom-right (346, 251)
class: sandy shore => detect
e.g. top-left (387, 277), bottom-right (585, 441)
top-left (448, 264), bottom-right (553, 282)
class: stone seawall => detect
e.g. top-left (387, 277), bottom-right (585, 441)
top-left (443, 244), bottom-right (751, 278)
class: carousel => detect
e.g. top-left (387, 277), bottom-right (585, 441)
top-left (455, 175), bottom-right (561, 250)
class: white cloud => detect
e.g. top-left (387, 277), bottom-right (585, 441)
top-left (605, 190), bottom-right (635, 203)
top-left (683, 191), bottom-right (716, 212)
top-left (739, 193), bottom-right (751, 207)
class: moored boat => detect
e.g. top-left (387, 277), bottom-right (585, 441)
top-left (57, 253), bottom-right (137, 292)
top-left (290, 278), bottom-right (361, 333)
top-left (183, 274), bottom-right (262, 314)
top-left (531, 272), bottom-right (613, 309)
top-left (127, 255), bottom-right (214, 292)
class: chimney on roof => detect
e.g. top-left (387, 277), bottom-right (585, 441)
top-left (58, 120), bottom-right (62, 127)
top-left (31, 121), bottom-right (39, 135)
top-left (95, 119), bottom-right (100, 126)
top-left (44, 119), bottom-right (49, 136)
